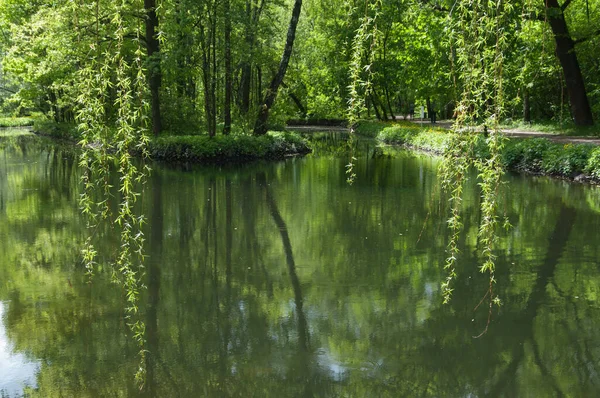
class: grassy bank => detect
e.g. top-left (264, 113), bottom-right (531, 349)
top-left (0, 116), bottom-right (35, 127)
top-left (32, 120), bottom-right (311, 163)
top-left (356, 120), bottom-right (600, 182)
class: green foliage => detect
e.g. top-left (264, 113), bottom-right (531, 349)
top-left (33, 119), bottom-right (79, 140)
top-left (503, 138), bottom-right (597, 178)
top-left (147, 131), bottom-right (310, 163)
top-left (585, 147), bottom-right (600, 179)
top-left (378, 123), bottom-right (449, 152)
top-left (74, 0), bottom-right (151, 387)
top-left (0, 116), bottom-right (34, 127)
top-left (353, 120), bottom-right (388, 138)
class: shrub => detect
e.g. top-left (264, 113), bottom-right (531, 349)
top-left (146, 131), bottom-right (310, 163)
top-left (377, 124), bottom-right (449, 153)
top-left (585, 147), bottom-right (600, 179)
top-left (542, 143), bottom-right (593, 175)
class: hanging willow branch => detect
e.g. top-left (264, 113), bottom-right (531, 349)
top-left (76, 0), bottom-right (150, 387)
top-left (346, 0), bottom-right (382, 184)
top-left (440, 0), bottom-right (513, 333)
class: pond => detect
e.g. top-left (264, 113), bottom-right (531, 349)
top-left (1, 132), bottom-right (600, 397)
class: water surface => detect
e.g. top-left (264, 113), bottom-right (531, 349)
top-left (1, 134), bottom-right (600, 397)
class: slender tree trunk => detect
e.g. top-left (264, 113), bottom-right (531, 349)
top-left (382, 28), bottom-right (395, 120)
top-left (369, 93), bottom-right (382, 121)
top-left (281, 79), bottom-right (307, 117)
top-left (239, 64), bottom-right (252, 115)
top-left (238, 1), bottom-right (253, 115)
top-left (523, 88), bottom-right (531, 122)
top-left (223, 0), bottom-right (232, 134)
top-left (256, 66), bottom-right (262, 107)
top-left (545, 0), bottom-right (594, 126)
top-left (253, 0), bottom-right (303, 135)
top-left (384, 86), bottom-right (395, 120)
top-left (211, 4), bottom-right (217, 135)
top-left (289, 92), bottom-right (307, 117)
top-left (377, 92), bottom-right (388, 121)
top-left (145, 0), bottom-right (162, 135)
top-left (199, 16), bottom-right (216, 137)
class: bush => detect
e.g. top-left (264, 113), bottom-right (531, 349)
top-left (377, 124), bottom-right (449, 153)
top-left (585, 147), bottom-right (600, 179)
top-left (503, 138), bottom-right (594, 177)
top-left (542, 143), bottom-right (593, 175)
top-left (146, 131), bottom-right (310, 163)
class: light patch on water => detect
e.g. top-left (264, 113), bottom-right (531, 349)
top-left (0, 302), bottom-right (40, 397)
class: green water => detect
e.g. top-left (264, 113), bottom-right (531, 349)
top-left (1, 134), bottom-right (600, 397)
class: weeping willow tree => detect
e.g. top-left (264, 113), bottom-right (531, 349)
top-left (76, 0), bottom-right (150, 387)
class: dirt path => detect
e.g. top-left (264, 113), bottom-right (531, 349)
top-left (286, 119), bottom-right (600, 145)
top-left (409, 120), bottom-right (600, 145)
top-left (285, 125), bottom-right (349, 133)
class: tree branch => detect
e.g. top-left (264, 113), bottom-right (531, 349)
top-left (421, 0), bottom-right (450, 12)
top-left (561, 0), bottom-right (574, 11)
top-left (574, 28), bottom-right (600, 45)
top-left (0, 86), bottom-right (17, 94)
top-left (523, 10), bottom-right (547, 22)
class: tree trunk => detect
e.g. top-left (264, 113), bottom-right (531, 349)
top-left (545, 0), bottom-right (594, 126)
top-left (199, 12), bottom-right (217, 137)
top-left (289, 92), bottom-right (307, 117)
top-left (238, 1), bottom-right (254, 115)
top-left (145, 0), bottom-right (162, 135)
top-left (381, 28), bottom-right (395, 120)
top-left (384, 85), bottom-right (396, 120)
top-left (256, 66), bottom-right (262, 108)
top-left (523, 88), bottom-right (531, 122)
top-left (369, 93), bottom-right (382, 120)
top-left (224, 0), bottom-right (232, 135)
top-left (253, 0), bottom-right (303, 135)
top-left (281, 79), bottom-right (307, 117)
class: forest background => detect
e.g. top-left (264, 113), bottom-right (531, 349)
top-left (0, 0), bottom-right (598, 137)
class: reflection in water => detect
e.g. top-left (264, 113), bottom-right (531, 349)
top-left (1, 135), bottom-right (600, 396)
top-left (0, 302), bottom-right (39, 396)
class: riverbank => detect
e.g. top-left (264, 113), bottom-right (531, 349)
top-left (31, 120), bottom-right (312, 164)
top-left (354, 120), bottom-right (600, 183)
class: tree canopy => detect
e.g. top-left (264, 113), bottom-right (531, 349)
top-left (0, 0), bottom-right (597, 132)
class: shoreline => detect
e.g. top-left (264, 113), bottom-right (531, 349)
top-left (353, 121), bottom-right (600, 185)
